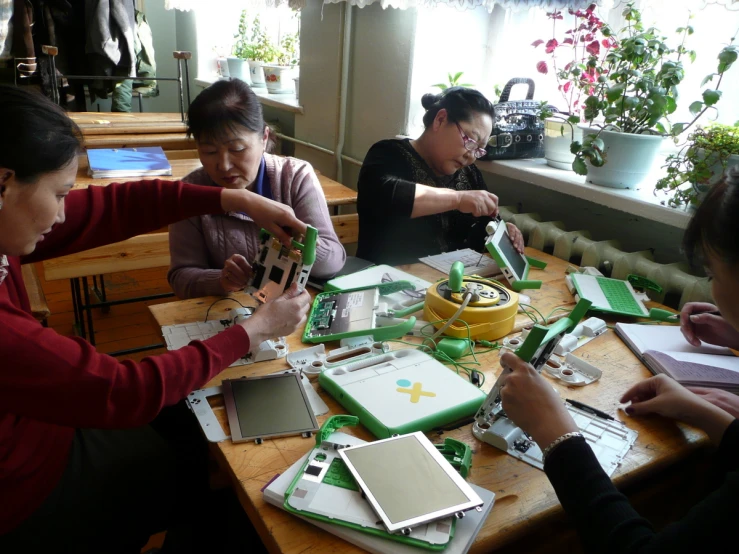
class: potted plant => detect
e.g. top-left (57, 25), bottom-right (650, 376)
top-left (263, 31), bottom-right (299, 95)
top-left (570, 2), bottom-right (738, 189)
top-left (432, 71), bottom-right (474, 91)
top-left (228, 11), bottom-right (252, 82)
top-left (234, 13), bottom-right (278, 88)
top-left (533, 4), bottom-right (614, 170)
top-left (655, 123), bottom-right (739, 208)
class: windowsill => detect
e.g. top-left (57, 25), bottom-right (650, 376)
top-left (476, 158), bottom-right (691, 230)
top-left (195, 75), bottom-right (304, 114)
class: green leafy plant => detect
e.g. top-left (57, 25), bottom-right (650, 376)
top-left (274, 32), bottom-right (299, 67)
top-left (569, 2), bottom-right (738, 175)
top-left (432, 72), bottom-right (473, 91)
top-left (655, 123), bottom-right (739, 207)
top-left (232, 12), bottom-right (278, 63)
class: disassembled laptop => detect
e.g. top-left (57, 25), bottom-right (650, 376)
top-left (472, 298), bottom-right (638, 476)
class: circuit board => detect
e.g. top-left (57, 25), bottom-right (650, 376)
top-left (305, 288), bottom-right (378, 340)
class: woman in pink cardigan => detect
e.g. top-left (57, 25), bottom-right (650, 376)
top-left (168, 79), bottom-right (346, 299)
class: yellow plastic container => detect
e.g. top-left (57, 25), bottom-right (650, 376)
top-left (423, 277), bottom-right (519, 341)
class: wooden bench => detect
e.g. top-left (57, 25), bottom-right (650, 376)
top-left (21, 264), bottom-right (50, 325)
top-left (42, 233), bottom-right (172, 355)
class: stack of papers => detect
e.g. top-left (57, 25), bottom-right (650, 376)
top-left (87, 146), bottom-right (172, 178)
top-left (419, 249), bottom-right (500, 277)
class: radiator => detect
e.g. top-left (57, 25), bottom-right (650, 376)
top-left (499, 206), bottom-right (712, 309)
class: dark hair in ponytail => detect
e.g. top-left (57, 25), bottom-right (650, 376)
top-left (0, 85), bottom-right (83, 183)
top-left (420, 87), bottom-right (495, 128)
top-left (683, 165), bottom-right (739, 267)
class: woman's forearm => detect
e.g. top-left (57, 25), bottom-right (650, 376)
top-left (411, 184), bottom-right (460, 218)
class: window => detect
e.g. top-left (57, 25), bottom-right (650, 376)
top-left (193, 3), bottom-right (300, 82)
top-left (407, 1), bottom-right (739, 137)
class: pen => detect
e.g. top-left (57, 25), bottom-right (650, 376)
top-left (565, 398), bottom-right (615, 421)
top-left (690, 310), bottom-right (721, 319)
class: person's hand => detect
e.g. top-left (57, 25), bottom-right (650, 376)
top-left (238, 283), bottom-right (311, 346)
top-left (506, 222), bottom-right (525, 254)
top-left (621, 374), bottom-right (734, 444)
top-left (457, 190), bottom-right (499, 218)
top-left (220, 254), bottom-right (253, 293)
top-left (680, 302), bottom-right (739, 349)
top-left (221, 189), bottom-right (307, 246)
top-left (687, 386), bottom-right (739, 419)
top-left (498, 351), bottom-right (578, 448)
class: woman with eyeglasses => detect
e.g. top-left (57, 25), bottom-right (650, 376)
top-left (356, 87), bottom-right (524, 266)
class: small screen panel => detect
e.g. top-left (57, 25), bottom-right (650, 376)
top-left (227, 374), bottom-right (317, 440)
top-left (341, 435), bottom-right (470, 525)
top-left (497, 230), bottom-right (527, 280)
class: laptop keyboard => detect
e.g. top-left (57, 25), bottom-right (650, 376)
top-left (322, 457), bottom-right (359, 491)
top-left (596, 277), bottom-right (644, 316)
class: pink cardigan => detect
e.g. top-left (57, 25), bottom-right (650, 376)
top-left (168, 154), bottom-right (346, 299)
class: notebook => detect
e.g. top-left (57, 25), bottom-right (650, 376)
top-left (306, 256), bottom-right (375, 291)
top-left (263, 432), bottom-right (495, 554)
top-left (87, 146), bottom-right (172, 178)
top-left (569, 274), bottom-right (649, 317)
top-left (615, 323), bottom-right (739, 391)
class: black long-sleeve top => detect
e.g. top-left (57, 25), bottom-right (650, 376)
top-left (544, 419), bottom-right (739, 553)
top-left (356, 139), bottom-right (490, 266)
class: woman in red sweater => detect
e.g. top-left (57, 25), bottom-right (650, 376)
top-left (0, 87), bottom-right (310, 552)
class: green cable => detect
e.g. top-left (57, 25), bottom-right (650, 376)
top-left (520, 303), bottom-right (546, 324)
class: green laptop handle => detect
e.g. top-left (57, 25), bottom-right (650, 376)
top-left (511, 280), bottom-right (542, 291)
top-left (449, 261), bottom-right (464, 293)
top-left (295, 225), bottom-right (318, 265)
top-left (526, 256), bottom-right (548, 269)
top-left (515, 298), bottom-right (593, 363)
top-left (315, 415), bottom-right (359, 447)
top-left (377, 279), bottom-right (416, 296)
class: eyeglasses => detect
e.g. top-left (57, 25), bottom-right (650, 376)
top-left (455, 123), bottom-right (488, 159)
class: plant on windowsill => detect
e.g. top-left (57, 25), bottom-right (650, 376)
top-left (532, 3), bottom-right (615, 170)
top-left (432, 72), bottom-right (474, 91)
top-left (263, 32), bottom-right (300, 95)
top-left (654, 123), bottom-right (739, 208)
top-left (231, 12), bottom-right (279, 88)
top-left (569, 2), bottom-right (738, 189)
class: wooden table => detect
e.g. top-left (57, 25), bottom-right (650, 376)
top-left (73, 157), bottom-right (358, 209)
top-left (69, 112), bottom-right (188, 135)
top-left (149, 248), bottom-right (705, 553)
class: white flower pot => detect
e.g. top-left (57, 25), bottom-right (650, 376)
top-left (543, 118), bottom-right (583, 170)
top-left (262, 65), bottom-right (297, 94)
top-left (248, 60), bottom-right (266, 87)
top-left (581, 127), bottom-right (664, 189)
top-left (226, 57), bottom-right (250, 83)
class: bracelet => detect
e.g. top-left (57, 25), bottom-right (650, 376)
top-left (542, 431), bottom-right (583, 461)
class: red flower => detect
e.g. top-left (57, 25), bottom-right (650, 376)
top-left (563, 81), bottom-right (572, 93)
top-left (536, 61), bottom-right (549, 74)
top-left (586, 40), bottom-right (600, 56)
top-left (545, 39), bottom-right (559, 54)
top-left (563, 38), bottom-right (574, 45)
top-left (531, 39), bottom-right (544, 48)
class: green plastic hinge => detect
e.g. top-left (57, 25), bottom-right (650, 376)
top-left (435, 437), bottom-right (473, 479)
top-left (526, 256), bottom-right (548, 270)
top-left (511, 279), bottom-right (543, 291)
top-left (627, 274), bottom-right (663, 294)
top-left (315, 415), bottom-right (359, 447)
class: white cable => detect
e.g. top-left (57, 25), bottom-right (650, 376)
top-left (431, 292), bottom-right (472, 342)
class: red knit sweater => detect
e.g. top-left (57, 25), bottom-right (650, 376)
top-left (0, 181), bottom-right (250, 534)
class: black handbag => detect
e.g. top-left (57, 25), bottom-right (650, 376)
top-left (482, 78), bottom-right (550, 161)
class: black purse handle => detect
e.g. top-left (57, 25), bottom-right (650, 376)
top-left (499, 78), bottom-right (536, 102)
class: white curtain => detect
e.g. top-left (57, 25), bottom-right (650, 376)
top-left (321, 0), bottom-right (603, 12)
top-left (164, 0), bottom-right (306, 10)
